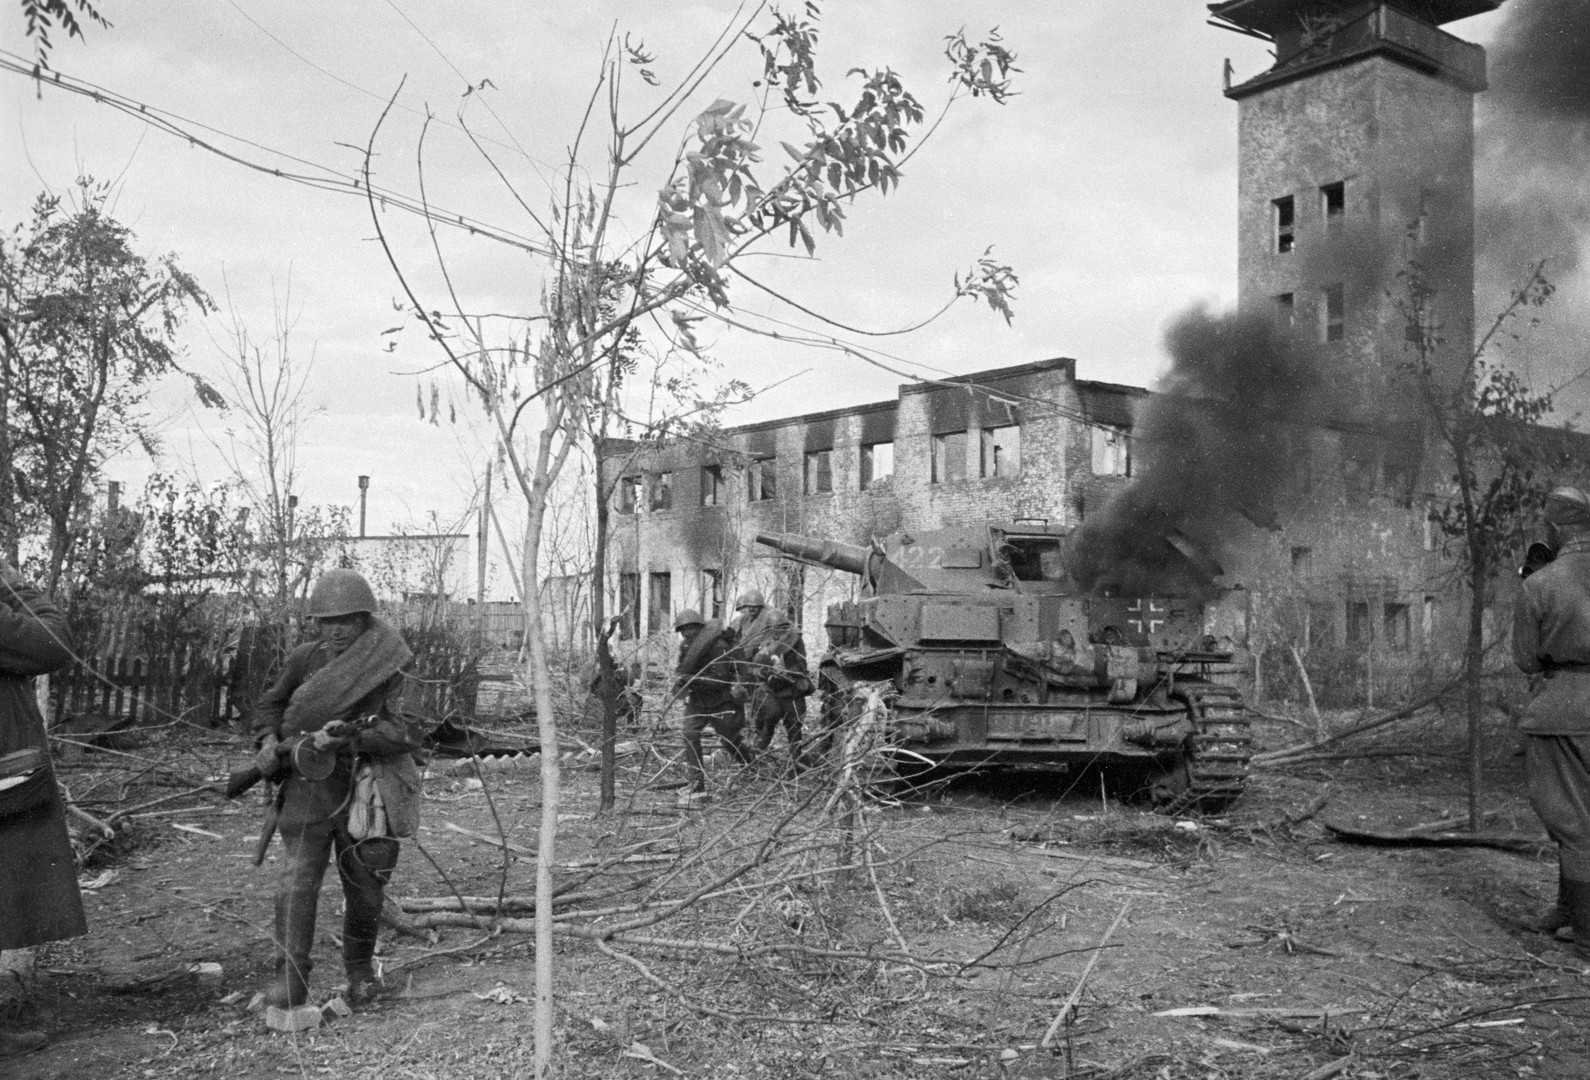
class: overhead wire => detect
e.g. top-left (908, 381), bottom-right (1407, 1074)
top-left (0, 50), bottom-right (556, 259)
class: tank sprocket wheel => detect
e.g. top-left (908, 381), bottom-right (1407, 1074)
top-left (1153, 684), bottom-right (1252, 815)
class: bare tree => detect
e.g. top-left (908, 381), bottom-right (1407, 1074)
top-left (1397, 256), bottom-right (1557, 830)
top-left (363, 9), bottom-right (1019, 1074)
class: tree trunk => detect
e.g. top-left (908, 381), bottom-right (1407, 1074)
top-left (593, 464), bottom-right (617, 812)
top-left (1466, 562), bottom-right (1485, 832)
top-left (520, 475), bottom-right (559, 1078)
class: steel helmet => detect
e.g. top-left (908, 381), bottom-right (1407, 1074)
top-left (673, 608), bottom-right (704, 630)
top-left (735, 589), bottom-right (765, 610)
top-left (307, 569), bottom-right (377, 618)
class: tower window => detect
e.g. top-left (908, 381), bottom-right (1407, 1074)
top-left (1275, 292), bottom-right (1295, 330)
top-left (1290, 545), bottom-right (1313, 577)
top-left (1321, 181), bottom-right (1345, 234)
top-left (1321, 284), bottom-right (1345, 342)
top-left (1272, 195), bottom-right (1295, 253)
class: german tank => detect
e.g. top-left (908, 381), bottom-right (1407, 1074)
top-left (756, 523), bottom-right (1251, 813)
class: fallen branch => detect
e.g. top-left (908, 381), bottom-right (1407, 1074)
top-left (1040, 898), bottom-right (1133, 1049)
top-left (441, 820), bottom-right (536, 857)
top-left (1322, 820), bottom-right (1550, 854)
top-left (1015, 846), bottom-right (1157, 872)
top-left (65, 801), bottom-right (115, 839)
top-left (105, 783), bottom-right (219, 827)
top-left (1252, 684), bottom-right (1453, 766)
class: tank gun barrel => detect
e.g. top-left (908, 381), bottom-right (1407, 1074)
top-left (755, 532), bottom-right (873, 575)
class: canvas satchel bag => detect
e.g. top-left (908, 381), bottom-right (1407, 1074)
top-left (347, 760), bottom-right (388, 840)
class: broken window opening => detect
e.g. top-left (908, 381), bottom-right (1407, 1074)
top-left (1273, 195), bottom-right (1295, 253)
top-left (647, 571), bottom-right (672, 635)
top-left (747, 457), bottom-right (777, 502)
top-left (1321, 181), bottom-right (1345, 234)
top-left (861, 441), bottom-right (894, 490)
top-left (932, 431), bottom-right (968, 484)
top-left (981, 425), bottom-right (1022, 479)
top-left (804, 448), bottom-right (833, 495)
top-left (648, 472), bottom-right (674, 512)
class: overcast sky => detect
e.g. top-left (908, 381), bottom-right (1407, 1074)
top-left (0, 1), bottom-right (1537, 550)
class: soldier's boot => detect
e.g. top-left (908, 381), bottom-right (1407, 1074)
top-left (264, 877), bottom-right (319, 1009)
top-left (1562, 878), bottom-right (1590, 961)
top-left (341, 838), bottom-right (399, 1007)
top-left (1531, 873), bottom-right (1570, 935)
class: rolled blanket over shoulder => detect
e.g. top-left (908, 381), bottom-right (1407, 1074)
top-left (284, 617), bottom-right (413, 729)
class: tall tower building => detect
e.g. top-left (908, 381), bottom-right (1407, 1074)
top-left (1211, 0), bottom-right (1498, 398)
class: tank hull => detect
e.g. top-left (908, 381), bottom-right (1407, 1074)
top-left (818, 659), bottom-right (1251, 813)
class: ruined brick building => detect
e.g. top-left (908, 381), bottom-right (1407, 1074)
top-left (599, 0), bottom-right (1561, 705)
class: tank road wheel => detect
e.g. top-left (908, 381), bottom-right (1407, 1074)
top-left (1151, 684), bottom-right (1252, 815)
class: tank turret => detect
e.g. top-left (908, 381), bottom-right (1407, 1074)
top-left (755, 522), bottom-right (1251, 813)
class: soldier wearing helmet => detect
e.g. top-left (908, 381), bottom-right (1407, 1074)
top-left (672, 607), bottom-right (753, 806)
top-left (732, 588), bottom-right (811, 768)
top-left (1513, 484), bottom-right (1590, 960)
top-left (248, 568), bottom-right (423, 1016)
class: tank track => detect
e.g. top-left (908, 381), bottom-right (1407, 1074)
top-left (1157, 684), bottom-right (1252, 815)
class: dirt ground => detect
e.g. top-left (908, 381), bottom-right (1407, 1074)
top-left (9, 707), bottom-right (1589, 1080)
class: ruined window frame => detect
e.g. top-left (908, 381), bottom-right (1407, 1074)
top-left (648, 471), bottom-right (674, 512)
top-left (647, 571), bottom-right (672, 635)
top-left (931, 430), bottom-right (968, 484)
top-left (616, 475), bottom-right (639, 514)
top-left (700, 464), bottom-right (723, 508)
top-left (803, 448), bottom-right (833, 495)
top-left (860, 440), bottom-right (894, 490)
top-left (1090, 427), bottom-right (1131, 477)
top-left (1346, 600), bottom-right (1373, 647)
top-left (618, 572), bottom-right (640, 640)
top-left (702, 568), bottom-right (724, 620)
top-left (747, 457), bottom-right (777, 502)
top-left (1383, 602), bottom-right (1411, 651)
top-left (980, 424), bottom-right (1021, 479)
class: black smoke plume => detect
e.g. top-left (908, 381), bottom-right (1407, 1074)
top-left (1477, 0), bottom-right (1590, 415)
top-left (1071, 308), bottom-right (1352, 597)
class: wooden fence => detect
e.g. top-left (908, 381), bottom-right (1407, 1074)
top-left (50, 632), bottom-right (483, 730)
